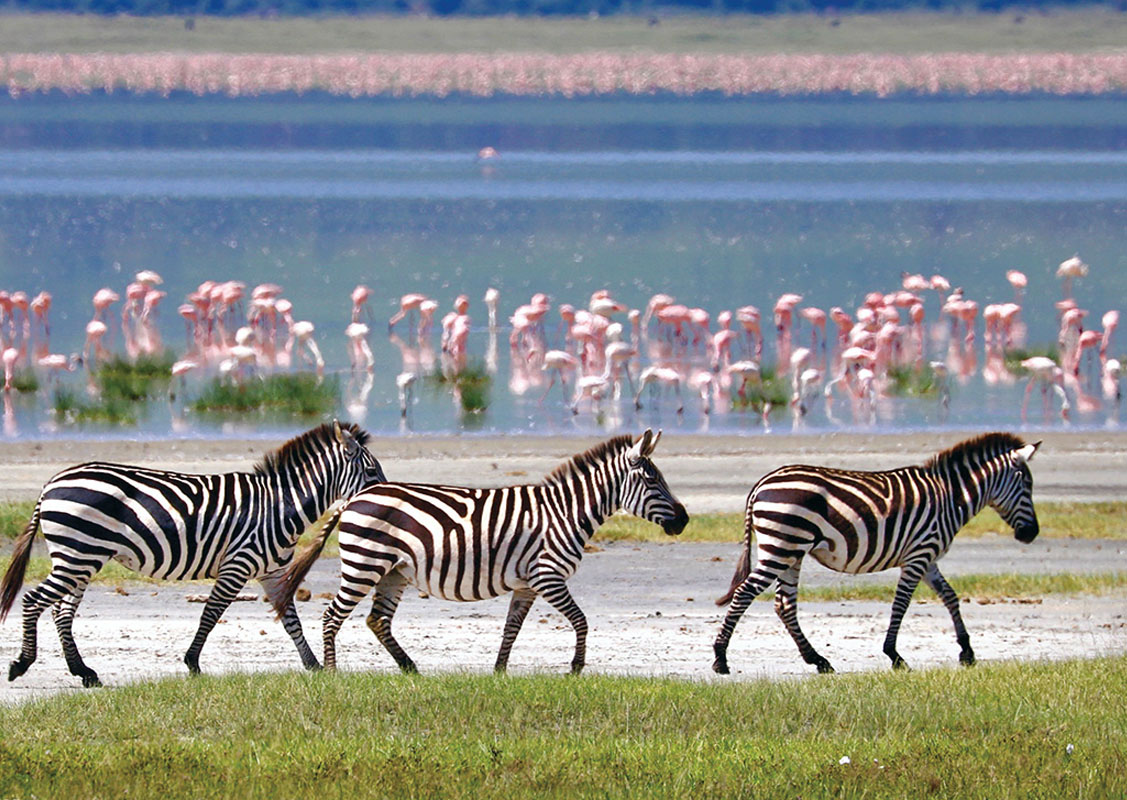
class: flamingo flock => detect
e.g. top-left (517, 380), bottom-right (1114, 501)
top-left (379, 254), bottom-right (1120, 430)
top-left (0, 254), bottom-right (1121, 435)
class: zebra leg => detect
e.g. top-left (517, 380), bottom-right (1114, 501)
top-left (494, 588), bottom-right (537, 674)
top-left (529, 574), bottom-right (587, 674)
top-left (773, 564), bottom-right (834, 674)
top-left (9, 567), bottom-right (94, 684)
top-left (363, 569), bottom-right (416, 674)
top-left (924, 563), bottom-right (975, 666)
top-left (712, 564), bottom-right (782, 675)
top-left (183, 563), bottom-right (253, 675)
top-left (322, 565), bottom-right (382, 671)
top-left (50, 584), bottom-right (102, 688)
top-left (259, 571), bottom-right (321, 671)
top-left (883, 562), bottom-right (928, 670)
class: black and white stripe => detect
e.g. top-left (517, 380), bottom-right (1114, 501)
top-left (275, 428), bottom-right (688, 674)
top-left (1, 421), bottom-right (385, 687)
top-left (713, 432), bottom-right (1040, 674)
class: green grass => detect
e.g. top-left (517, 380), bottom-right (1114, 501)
top-left (2, 10), bottom-right (1127, 54)
top-left (798, 571), bottom-right (1127, 602)
top-left (0, 658), bottom-right (1123, 798)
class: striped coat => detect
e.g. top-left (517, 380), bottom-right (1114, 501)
top-left (713, 432), bottom-right (1040, 675)
top-left (275, 429), bottom-right (688, 674)
top-left (2, 421), bottom-right (385, 687)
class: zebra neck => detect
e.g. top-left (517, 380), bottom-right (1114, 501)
top-left (931, 458), bottom-right (997, 534)
top-left (545, 472), bottom-right (618, 544)
top-left (268, 472), bottom-right (328, 542)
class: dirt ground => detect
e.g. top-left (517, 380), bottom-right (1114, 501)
top-left (1, 429), bottom-right (1125, 700)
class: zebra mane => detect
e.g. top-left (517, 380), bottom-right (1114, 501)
top-left (543, 434), bottom-right (636, 485)
top-left (253, 422), bottom-right (370, 476)
top-left (925, 432), bottom-right (1027, 471)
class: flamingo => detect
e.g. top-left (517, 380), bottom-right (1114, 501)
top-left (1056, 255), bottom-right (1088, 300)
top-left (540, 350), bottom-right (579, 404)
top-left (388, 293), bottom-right (429, 333)
top-left (1021, 357), bottom-right (1070, 423)
top-left (634, 366), bottom-right (684, 415)
top-left (351, 285), bottom-right (372, 323)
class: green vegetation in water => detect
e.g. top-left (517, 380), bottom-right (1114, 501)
top-left (0, 659), bottom-right (1123, 799)
top-left (191, 372), bottom-right (340, 417)
top-left (884, 362), bottom-right (940, 397)
top-left (51, 352), bottom-right (175, 426)
top-left (9, 370), bottom-right (38, 394)
top-left (96, 352), bottom-right (176, 402)
top-left (728, 366), bottom-right (789, 415)
top-left (426, 360), bottom-right (492, 416)
top-left (53, 387), bottom-right (141, 425)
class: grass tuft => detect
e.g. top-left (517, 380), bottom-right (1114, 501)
top-left (190, 372), bottom-right (340, 417)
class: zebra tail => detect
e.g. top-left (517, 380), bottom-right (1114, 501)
top-left (1, 498), bottom-right (42, 622)
top-left (272, 505), bottom-right (342, 620)
top-left (715, 500), bottom-right (755, 606)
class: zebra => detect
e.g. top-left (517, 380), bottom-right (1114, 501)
top-left (712, 432), bottom-right (1040, 675)
top-left (1, 421), bottom-right (385, 688)
top-left (272, 428), bottom-right (688, 674)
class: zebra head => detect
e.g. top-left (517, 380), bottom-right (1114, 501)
top-left (332, 420), bottom-right (387, 497)
top-left (989, 440), bottom-right (1040, 543)
top-left (621, 429), bottom-right (689, 536)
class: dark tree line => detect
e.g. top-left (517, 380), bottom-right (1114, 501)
top-left (0, 0), bottom-right (1114, 17)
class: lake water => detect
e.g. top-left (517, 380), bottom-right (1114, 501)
top-left (0, 92), bottom-right (1124, 439)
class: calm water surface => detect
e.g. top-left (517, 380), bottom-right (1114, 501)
top-left (0, 93), bottom-right (1124, 439)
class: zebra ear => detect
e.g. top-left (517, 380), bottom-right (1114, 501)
top-left (631, 429), bottom-right (656, 460)
top-left (333, 420), bottom-right (359, 457)
top-left (1016, 441), bottom-right (1040, 462)
top-left (648, 429), bottom-right (663, 455)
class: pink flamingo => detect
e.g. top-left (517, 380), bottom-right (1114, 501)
top-left (735, 305), bottom-right (763, 362)
top-left (388, 293), bottom-right (429, 333)
top-left (540, 349), bottom-right (579, 403)
top-left (711, 311), bottom-right (738, 372)
top-left (1100, 310), bottom-right (1119, 361)
top-left (484, 287), bottom-right (500, 330)
top-left (351, 285), bottom-right (372, 324)
top-left (773, 293), bottom-right (803, 372)
top-left (291, 321), bottom-right (324, 377)
top-left (634, 366), bottom-right (684, 415)
top-left (1056, 255), bottom-right (1088, 300)
top-left (799, 306), bottom-right (827, 356)
top-left (345, 323), bottom-right (375, 373)
top-left (1006, 270), bottom-right (1027, 305)
top-left (1021, 357), bottom-right (1070, 423)
top-left (83, 320), bottom-right (109, 366)
top-left (2, 347), bottom-right (19, 392)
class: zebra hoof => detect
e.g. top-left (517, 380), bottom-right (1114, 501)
top-left (959, 650), bottom-right (976, 667)
top-left (712, 659), bottom-right (730, 675)
top-left (815, 661), bottom-right (835, 674)
top-left (399, 661), bottom-right (418, 675)
top-left (8, 657), bottom-right (31, 682)
top-left (81, 672), bottom-right (102, 688)
top-left (891, 657), bottom-right (910, 671)
top-left (305, 662), bottom-right (324, 672)
top-left (569, 662), bottom-right (585, 675)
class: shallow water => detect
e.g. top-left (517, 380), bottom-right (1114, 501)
top-left (0, 92), bottom-right (1123, 439)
